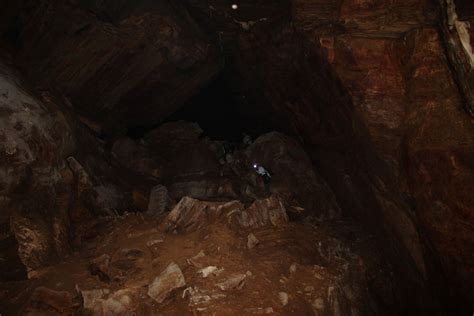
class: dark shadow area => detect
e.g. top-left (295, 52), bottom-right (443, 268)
top-left (166, 73), bottom-right (249, 141)
top-left (127, 72), bottom-right (275, 141)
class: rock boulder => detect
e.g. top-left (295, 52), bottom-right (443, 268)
top-left (148, 262), bottom-right (186, 304)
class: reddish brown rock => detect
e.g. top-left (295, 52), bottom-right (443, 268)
top-left (228, 196), bottom-right (289, 229)
top-left (405, 27), bottom-right (474, 306)
top-left (290, 1), bottom-right (474, 309)
top-left (27, 287), bottom-right (74, 314)
top-left (164, 197), bottom-right (210, 233)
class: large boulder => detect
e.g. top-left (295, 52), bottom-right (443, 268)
top-left (0, 59), bottom-right (76, 274)
top-left (234, 132), bottom-right (341, 218)
top-left (228, 196), bottom-right (289, 229)
top-left (145, 121), bottom-right (221, 180)
top-left (164, 197), bottom-right (244, 233)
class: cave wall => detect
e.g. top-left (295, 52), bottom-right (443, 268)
top-left (291, 0), bottom-right (474, 310)
top-left (230, 18), bottom-right (437, 313)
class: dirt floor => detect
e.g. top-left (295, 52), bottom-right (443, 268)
top-left (0, 207), bottom-right (394, 315)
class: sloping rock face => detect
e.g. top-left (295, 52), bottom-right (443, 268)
top-left (405, 28), bottom-right (474, 308)
top-left (2, 0), bottom-right (221, 132)
top-left (0, 58), bottom-right (75, 274)
top-left (289, 0), bottom-right (474, 310)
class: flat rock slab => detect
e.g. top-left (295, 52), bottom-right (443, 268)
top-left (216, 273), bottom-right (247, 291)
top-left (148, 262), bottom-right (186, 303)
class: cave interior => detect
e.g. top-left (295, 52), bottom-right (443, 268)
top-left (0, 0), bottom-right (473, 315)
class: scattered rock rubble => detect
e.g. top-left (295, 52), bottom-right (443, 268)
top-left (164, 195), bottom-right (289, 233)
top-left (2, 198), bottom-right (397, 315)
top-left (148, 262), bottom-right (186, 303)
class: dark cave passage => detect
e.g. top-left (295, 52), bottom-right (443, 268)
top-left (128, 72), bottom-right (275, 142)
top-left (165, 73), bottom-right (252, 142)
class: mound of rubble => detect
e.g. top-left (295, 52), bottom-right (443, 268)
top-left (1, 193), bottom-right (396, 315)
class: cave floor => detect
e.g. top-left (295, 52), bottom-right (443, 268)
top-left (0, 211), bottom-right (391, 315)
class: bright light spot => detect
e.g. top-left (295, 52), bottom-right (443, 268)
top-left (231, 4), bottom-right (238, 10)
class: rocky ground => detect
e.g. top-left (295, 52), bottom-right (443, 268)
top-left (0, 196), bottom-right (394, 315)
top-left (0, 115), bottom-right (397, 315)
